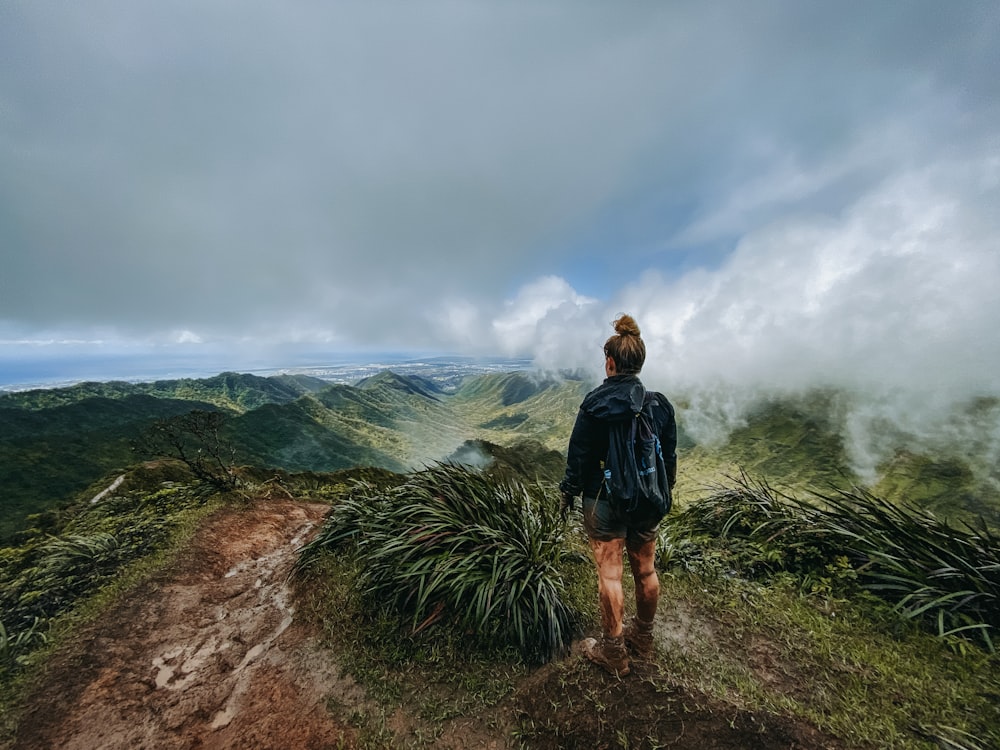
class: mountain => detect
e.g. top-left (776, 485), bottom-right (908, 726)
top-left (446, 438), bottom-right (566, 484)
top-left (676, 388), bottom-right (1000, 527)
top-left (0, 371), bottom-right (329, 412)
top-left (450, 372), bottom-right (588, 451)
top-left (0, 394), bottom-right (226, 541)
top-left (3, 368), bottom-right (998, 542)
top-left (356, 369), bottom-right (445, 401)
top-left (0, 369), bottom-right (581, 541)
top-left (0, 373), bottom-right (333, 541)
top-left (679, 391), bottom-right (852, 495)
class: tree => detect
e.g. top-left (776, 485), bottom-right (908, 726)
top-left (135, 410), bottom-right (240, 492)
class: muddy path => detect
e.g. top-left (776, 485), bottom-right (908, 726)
top-left (11, 499), bottom-right (360, 750)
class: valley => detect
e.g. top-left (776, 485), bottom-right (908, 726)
top-left (3, 366), bottom-right (999, 543)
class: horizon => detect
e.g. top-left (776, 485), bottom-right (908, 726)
top-left (0, 352), bottom-right (536, 393)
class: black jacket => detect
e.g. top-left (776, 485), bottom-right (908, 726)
top-left (559, 374), bottom-right (677, 499)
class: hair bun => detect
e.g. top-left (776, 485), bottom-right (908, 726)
top-left (613, 314), bottom-right (641, 337)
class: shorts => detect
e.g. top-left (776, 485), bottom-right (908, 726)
top-left (582, 494), bottom-right (661, 547)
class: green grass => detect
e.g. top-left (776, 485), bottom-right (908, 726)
top-left (294, 552), bottom-right (531, 747)
top-left (4, 460), bottom-right (998, 749)
top-left (651, 573), bottom-right (1000, 749)
top-left (0, 474), bottom-right (222, 746)
top-left (663, 473), bottom-right (1000, 652)
top-left (295, 466), bottom-right (999, 749)
top-left (296, 463), bottom-right (580, 663)
top-left (0, 466), bottom-right (219, 678)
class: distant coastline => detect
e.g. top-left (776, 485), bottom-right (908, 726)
top-left (0, 355), bottom-right (533, 393)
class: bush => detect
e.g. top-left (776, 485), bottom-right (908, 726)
top-left (297, 463), bottom-right (578, 663)
top-left (663, 473), bottom-right (1000, 651)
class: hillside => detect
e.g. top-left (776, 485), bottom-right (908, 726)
top-left (2, 368), bottom-right (999, 748)
top-left (2, 461), bottom-right (996, 749)
top-left (0, 372), bottom-right (329, 412)
top-left (0, 395), bottom-right (227, 541)
top-left (4, 369), bottom-right (999, 542)
top-left (0, 370), bottom-right (585, 541)
top-left (449, 371), bottom-right (589, 451)
top-left (0, 497), bottom-right (849, 749)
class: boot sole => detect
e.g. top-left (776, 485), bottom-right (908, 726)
top-left (581, 638), bottom-right (631, 676)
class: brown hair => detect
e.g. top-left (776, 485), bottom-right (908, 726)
top-left (604, 314), bottom-right (645, 374)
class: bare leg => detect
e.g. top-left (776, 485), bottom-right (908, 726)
top-left (589, 537), bottom-right (626, 637)
top-left (626, 538), bottom-right (659, 623)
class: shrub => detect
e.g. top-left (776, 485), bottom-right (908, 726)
top-left (297, 463), bottom-right (577, 663)
top-left (663, 473), bottom-right (999, 651)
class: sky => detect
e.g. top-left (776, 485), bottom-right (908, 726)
top-left (2, 2), bottom-right (999, 400)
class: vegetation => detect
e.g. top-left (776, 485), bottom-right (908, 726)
top-left (662, 473), bottom-right (999, 652)
top-left (638, 573), bottom-right (1000, 750)
top-left (1, 452), bottom-right (997, 747)
top-left (293, 466), bottom-right (998, 749)
top-left (0, 395), bottom-right (224, 541)
top-left (0, 468), bottom-right (215, 677)
top-left (297, 463), bottom-right (579, 663)
top-left (0, 370), bottom-right (585, 541)
top-left (133, 410), bottom-right (241, 492)
top-left (0, 372), bottom-right (328, 412)
top-left (7, 370), bottom-right (996, 544)
top-left (3, 369), bottom-right (1000, 747)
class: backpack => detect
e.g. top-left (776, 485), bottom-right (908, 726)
top-left (602, 393), bottom-right (672, 518)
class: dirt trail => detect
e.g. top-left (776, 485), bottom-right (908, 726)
top-left (11, 498), bottom-right (850, 750)
top-left (12, 499), bottom-right (359, 750)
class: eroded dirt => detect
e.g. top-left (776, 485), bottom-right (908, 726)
top-left (12, 500), bottom-right (357, 750)
top-left (11, 499), bottom-right (852, 749)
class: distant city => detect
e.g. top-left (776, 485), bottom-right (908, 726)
top-left (278, 357), bottom-right (534, 392)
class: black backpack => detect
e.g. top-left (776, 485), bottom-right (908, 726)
top-left (602, 393), bottom-right (672, 518)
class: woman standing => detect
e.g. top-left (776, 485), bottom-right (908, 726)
top-left (559, 314), bottom-right (677, 676)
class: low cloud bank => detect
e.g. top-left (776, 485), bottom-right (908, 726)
top-left (497, 156), bottom-right (1000, 483)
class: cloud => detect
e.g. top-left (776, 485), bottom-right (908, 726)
top-left (1, 1), bottom-right (998, 396)
top-left (510, 152), bottom-right (1000, 476)
top-left (519, 153), bottom-right (1000, 391)
top-left (492, 276), bottom-right (597, 358)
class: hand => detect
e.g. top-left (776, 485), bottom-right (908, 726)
top-left (560, 492), bottom-right (575, 521)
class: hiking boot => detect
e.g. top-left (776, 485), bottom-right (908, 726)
top-left (623, 616), bottom-right (654, 659)
top-left (581, 635), bottom-right (630, 676)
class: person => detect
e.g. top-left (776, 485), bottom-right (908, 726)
top-left (559, 314), bottom-right (677, 676)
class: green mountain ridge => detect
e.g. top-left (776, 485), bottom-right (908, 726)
top-left (0, 394), bottom-right (228, 540)
top-left (2, 369), bottom-right (998, 542)
top-left (0, 371), bottom-right (329, 412)
top-left (357, 369), bottom-right (445, 401)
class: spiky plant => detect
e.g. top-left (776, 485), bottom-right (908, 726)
top-left (664, 473), bottom-right (1000, 651)
top-left (296, 463), bottom-right (577, 663)
top-left (808, 486), bottom-right (999, 650)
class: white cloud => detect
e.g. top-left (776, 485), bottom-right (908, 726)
top-left (492, 276), bottom-right (598, 361)
top-left (492, 154), bottom-right (1000, 461)
top-left (637, 157), bottom-right (1000, 395)
top-left (172, 330), bottom-right (203, 345)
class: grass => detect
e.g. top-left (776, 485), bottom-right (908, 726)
top-left (650, 573), bottom-right (1000, 749)
top-left (4, 457), bottom-right (999, 749)
top-left (294, 552), bottom-right (532, 747)
top-left (663, 473), bottom-right (1000, 652)
top-left (297, 463), bottom-right (580, 663)
top-left (656, 473), bottom-right (1000, 748)
top-left (295, 466), bottom-right (1000, 748)
top-left (0, 478), bottom-right (222, 745)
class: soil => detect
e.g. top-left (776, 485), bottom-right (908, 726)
top-left (9, 499), bottom-right (853, 749)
